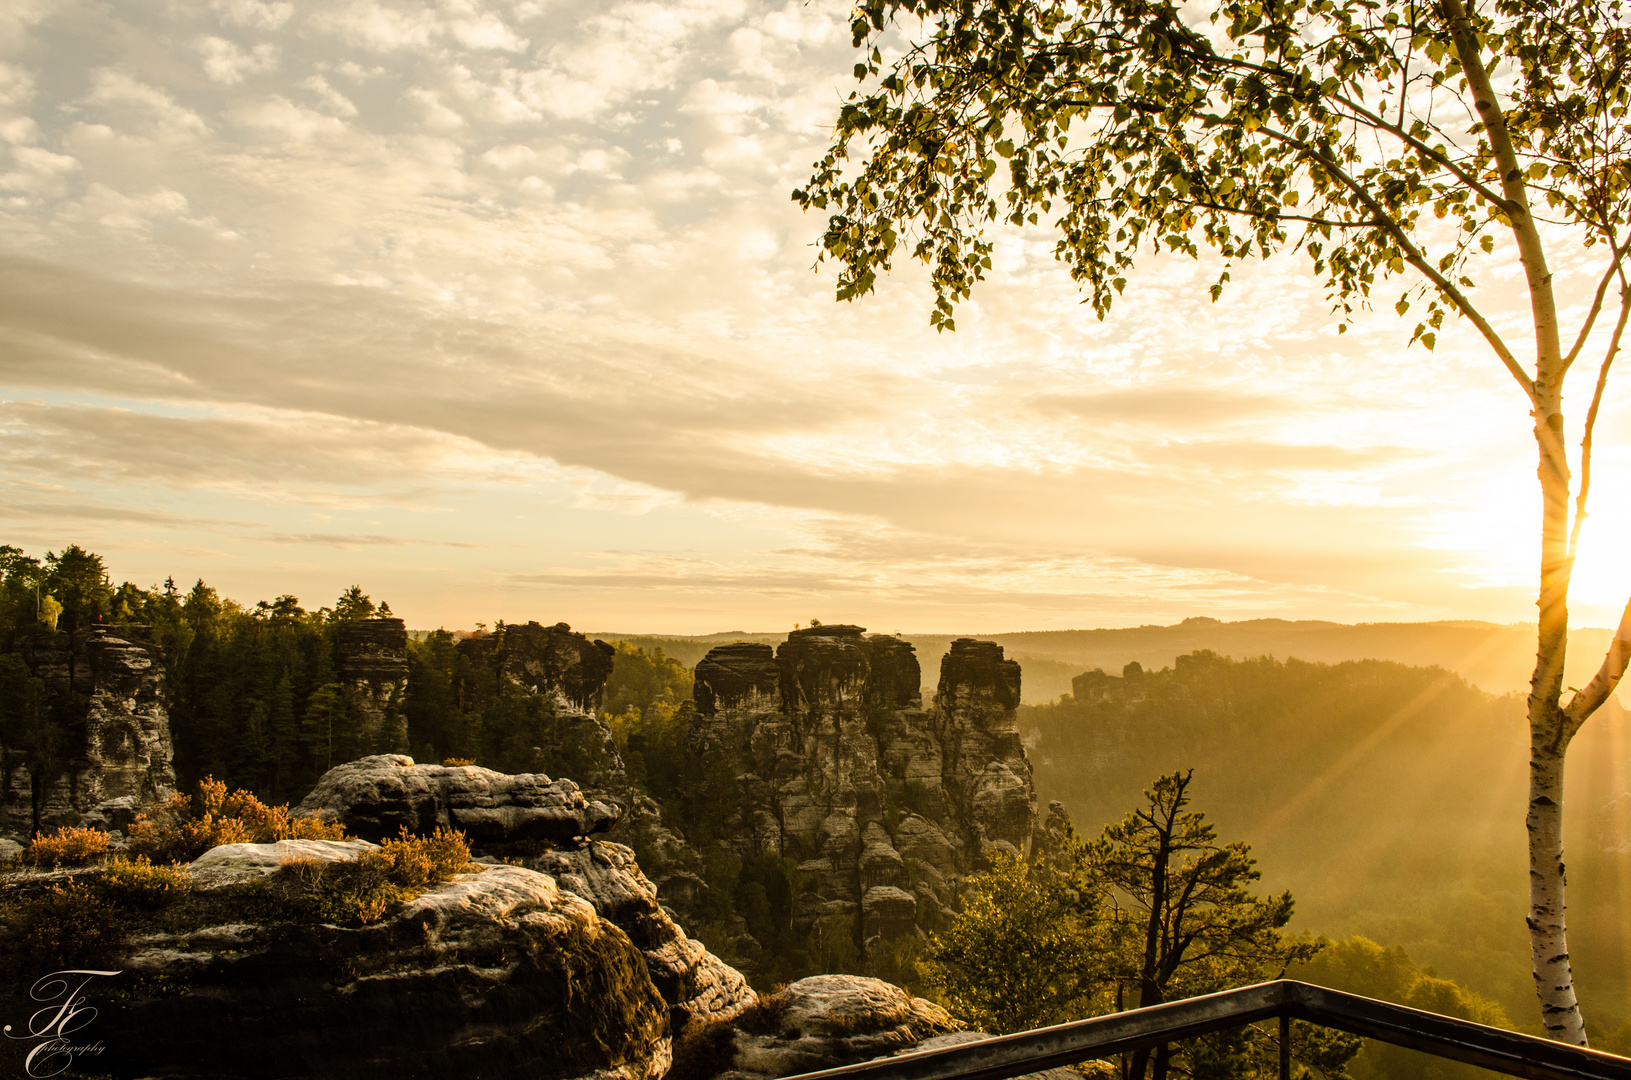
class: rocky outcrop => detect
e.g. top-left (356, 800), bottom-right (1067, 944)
top-left (334, 617), bottom-right (409, 753)
top-left (81, 627), bottom-right (177, 807)
top-left (671, 975), bottom-right (957, 1080)
top-left (0, 840), bottom-right (672, 1080)
top-left (694, 642), bottom-right (780, 715)
top-left (1, 625), bottom-right (176, 834)
top-left (690, 629), bottom-right (1038, 965)
top-left (1071, 661), bottom-right (1153, 706)
top-left (293, 754), bottom-right (619, 844)
top-left (452, 623), bottom-right (711, 915)
top-left (294, 757), bottom-right (756, 1041)
top-left (669, 975), bottom-right (1094, 1080)
top-left (536, 841), bottom-right (757, 1036)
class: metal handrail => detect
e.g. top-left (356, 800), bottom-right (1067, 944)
top-left (783, 981), bottom-right (1631, 1080)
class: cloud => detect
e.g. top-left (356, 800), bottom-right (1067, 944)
top-left (210, 0), bottom-right (295, 32)
top-left (83, 70), bottom-right (210, 141)
top-left (0, 395), bottom-right (526, 500)
top-left (197, 36), bottom-right (281, 84)
top-left (1029, 386), bottom-right (1289, 426)
top-left (0, 144), bottom-right (78, 196)
top-left (230, 95), bottom-right (347, 142)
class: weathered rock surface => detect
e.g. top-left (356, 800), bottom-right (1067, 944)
top-left (294, 754), bottom-right (619, 844)
top-left (0, 843), bottom-right (673, 1080)
top-left (188, 836), bottom-right (380, 888)
top-left (689, 629), bottom-right (1039, 964)
top-left (1, 625), bottom-right (176, 834)
top-left (672, 974), bottom-right (957, 1080)
top-left (535, 840), bottom-right (757, 1036)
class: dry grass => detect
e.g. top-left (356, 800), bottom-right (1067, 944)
top-left (128, 777), bottom-right (347, 863)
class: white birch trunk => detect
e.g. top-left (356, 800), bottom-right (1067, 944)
top-left (1527, 738), bottom-right (1584, 1043)
top-left (1441, 0), bottom-right (1585, 1042)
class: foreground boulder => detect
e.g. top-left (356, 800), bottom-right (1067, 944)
top-left (672, 975), bottom-right (959, 1079)
top-left (294, 754), bottom-right (619, 844)
top-left (669, 975), bottom-right (1092, 1080)
top-left (0, 841), bottom-right (670, 1080)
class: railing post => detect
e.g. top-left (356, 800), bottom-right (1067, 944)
top-left (1280, 1012), bottom-right (1291, 1080)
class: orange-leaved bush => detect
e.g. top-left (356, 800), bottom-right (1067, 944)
top-left (128, 776), bottom-right (346, 864)
top-left (20, 825), bottom-right (112, 868)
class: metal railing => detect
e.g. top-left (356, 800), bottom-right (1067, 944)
top-left (784, 981), bottom-right (1631, 1080)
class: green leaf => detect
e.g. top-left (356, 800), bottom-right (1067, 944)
top-left (997, 140), bottom-right (1015, 158)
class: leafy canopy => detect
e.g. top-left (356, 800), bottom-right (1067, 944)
top-left (923, 842), bottom-right (1109, 1032)
top-left (796, 0), bottom-right (1631, 360)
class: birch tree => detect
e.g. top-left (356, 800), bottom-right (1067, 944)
top-left (795, 0), bottom-right (1631, 1044)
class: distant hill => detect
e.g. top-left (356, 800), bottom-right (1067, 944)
top-left (590, 618), bottom-right (1619, 705)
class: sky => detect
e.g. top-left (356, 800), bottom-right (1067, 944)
top-left (2, 0), bottom-right (1629, 635)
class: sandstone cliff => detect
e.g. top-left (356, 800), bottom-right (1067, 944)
top-left (1, 625), bottom-right (176, 834)
top-left (691, 627), bottom-right (1038, 960)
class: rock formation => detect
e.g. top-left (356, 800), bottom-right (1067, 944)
top-left (457, 620), bottom-right (618, 714)
top-left (537, 841), bottom-right (756, 1036)
top-left (671, 975), bottom-right (957, 1080)
top-left (293, 754), bottom-right (619, 845)
top-left (334, 617), bottom-right (410, 753)
top-left (455, 621), bottom-right (627, 791)
top-left (1, 625), bottom-right (176, 834)
top-left (690, 628), bottom-right (1038, 960)
top-left (450, 622), bottom-right (708, 911)
top-left (669, 974), bottom-right (1089, 1080)
top-left (293, 756), bottom-right (755, 1041)
top-left (0, 840), bottom-right (673, 1080)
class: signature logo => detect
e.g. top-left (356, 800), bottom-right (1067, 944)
top-left (4, 970), bottom-right (118, 1078)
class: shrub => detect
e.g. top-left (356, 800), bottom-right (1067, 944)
top-left (277, 826), bottom-right (473, 926)
top-left (9, 882), bottom-right (127, 973)
top-left (128, 777), bottom-right (347, 863)
top-left (95, 856), bottom-right (193, 909)
top-left (20, 825), bottom-right (111, 868)
top-left (441, 757), bottom-right (477, 767)
top-left (279, 854), bottom-right (401, 926)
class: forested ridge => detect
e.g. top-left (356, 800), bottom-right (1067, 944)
top-left (0, 545), bottom-right (693, 805)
